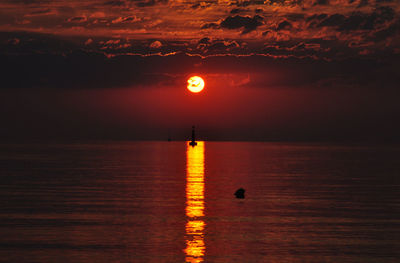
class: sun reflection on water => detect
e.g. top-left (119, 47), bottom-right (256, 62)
top-left (185, 141), bottom-right (205, 263)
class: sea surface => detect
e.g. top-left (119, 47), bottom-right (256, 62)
top-left (0, 141), bottom-right (399, 262)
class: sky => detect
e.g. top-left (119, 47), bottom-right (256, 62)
top-left (0, 0), bottom-right (399, 141)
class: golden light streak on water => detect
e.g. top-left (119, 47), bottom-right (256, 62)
top-left (185, 141), bottom-right (205, 263)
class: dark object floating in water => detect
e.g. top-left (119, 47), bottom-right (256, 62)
top-left (189, 125), bottom-right (197, 146)
top-left (234, 188), bottom-right (245, 199)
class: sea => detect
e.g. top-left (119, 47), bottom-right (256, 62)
top-left (0, 141), bottom-right (399, 262)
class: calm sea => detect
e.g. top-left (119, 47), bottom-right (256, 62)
top-left (0, 141), bottom-right (399, 262)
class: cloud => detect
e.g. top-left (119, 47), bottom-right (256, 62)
top-left (220, 15), bottom-right (263, 34)
top-left (195, 38), bottom-right (245, 55)
top-left (306, 14), bottom-right (328, 22)
top-left (317, 14), bottom-right (346, 27)
top-left (84, 38), bottom-right (93, 45)
top-left (371, 18), bottom-right (400, 41)
top-left (190, 1), bottom-right (213, 9)
top-left (314, 0), bottom-right (330, 5)
top-left (16, 19), bottom-right (31, 25)
top-left (339, 6), bottom-right (395, 31)
top-left (149, 40), bottom-right (162, 49)
top-left (230, 8), bottom-right (244, 14)
top-left (111, 16), bottom-right (140, 24)
top-left (98, 39), bottom-right (133, 50)
top-left (134, 0), bottom-right (168, 7)
top-left (67, 16), bottom-right (87, 23)
top-left (277, 20), bottom-right (292, 31)
top-left (89, 12), bottom-right (106, 18)
top-left (103, 39), bottom-right (121, 45)
top-left (201, 23), bottom-right (219, 29)
top-left (357, 0), bottom-right (369, 7)
top-left (235, 0), bottom-right (264, 7)
top-left (310, 6), bottom-right (396, 32)
top-left (205, 40), bottom-right (240, 54)
top-left (24, 8), bottom-right (55, 17)
top-left (230, 74), bottom-right (250, 87)
top-left (103, 0), bottom-right (125, 6)
top-left (198, 37), bottom-right (211, 45)
top-left (261, 41), bottom-right (329, 59)
top-left (4, 0), bottom-right (51, 4)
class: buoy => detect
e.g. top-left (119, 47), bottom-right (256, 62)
top-left (234, 188), bottom-right (245, 199)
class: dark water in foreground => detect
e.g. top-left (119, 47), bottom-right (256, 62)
top-left (0, 141), bottom-right (399, 262)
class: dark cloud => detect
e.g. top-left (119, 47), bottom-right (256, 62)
top-left (191, 2), bottom-right (213, 9)
top-left (198, 37), bottom-right (211, 45)
top-left (307, 13), bottom-right (328, 22)
top-left (133, 0), bottom-right (168, 7)
top-left (235, 0), bottom-right (264, 7)
top-left (201, 22), bottom-right (219, 29)
top-left (277, 20), bottom-right (292, 31)
top-left (230, 8), bottom-right (244, 14)
top-left (103, 0), bottom-right (125, 6)
top-left (357, 0), bottom-right (368, 7)
top-left (340, 6), bottom-right (395, 31)
top-left (3, 0), bottom-right (51, 4)
top-left (262, 41), bottom-right (326, 59)
top-left (263, 0), bottom-right (303, 5)
top-left (25, 8), bottom-right (54, 16)
top-left (67, 16), bottom-right (87, 23)
top-left (371, 18), bottom-right (400, 41)
top-left (0, 51), bottom-right (177, 89)
top-left (220, 15), bottom-right (263, 34)
top-left (317, 14), bottom-right (346, 27)
top-left (0, 31), bottom-right (79, 55)
top-left (286, 13), bottom-right (305, 21)
top-left (209, 41), bottom-right (239, 50)
top-left (197, 39), bottom-right (241, 55)
top-left (314, 0), bottom-right (329, 5)
top-left (311, 7), bottom-right (396, 32)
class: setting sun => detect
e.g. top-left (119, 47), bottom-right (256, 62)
top-left (187, 76), bottom-right (205, 93)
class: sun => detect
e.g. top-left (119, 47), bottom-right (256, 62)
top-left (187, 76), bottom-right (205, 93)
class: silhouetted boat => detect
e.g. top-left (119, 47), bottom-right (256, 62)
top-left (189, 126), bottom-right (197, 146)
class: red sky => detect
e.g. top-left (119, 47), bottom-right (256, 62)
top-left (0, 0), bottom-right (399, 141)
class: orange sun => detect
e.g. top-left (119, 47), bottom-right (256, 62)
top-left (187, 76), bottom-right (205, 93)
